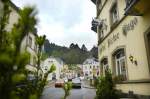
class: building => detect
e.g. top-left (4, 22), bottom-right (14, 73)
top-left (82, 57), bottom-right (99, 79)
top-left (91, 0), bottom-right (150, 98)
top-left (0, 1), bottom-right (38, 73)
top-left (20, 31), bottom-right (38, 73)
top-left (41, 57), bottom-right (64, 81)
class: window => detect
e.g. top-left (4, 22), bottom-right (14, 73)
top-left (33, 56), bottom-right (36, 66)
top-left (113, 49), bottom-right (127, 80)
top-left (100, 30), bottom-right (104, 38)
top-left (90, 66), bottom-right (92, 69)
top-left (98, 30), bottom-right (104, 43)
top-left (97, 66), bottom-right (99, 69)
top-left (28, 36), bottom-right (32, 48)
top-left (90, 71), bottom-right (92, 74)
top-left (28, 53), bottom-right (31, 65)
top-left (93, 66), bottom-right (95, 69)
top-left (101, 58), bottom-right (108, 75)
top-left (110, 3), bottom-right (119, 25)
top-left (34, 43), bottom-right (37, 51)
top-left (48, 60), bottom-right (53, 63)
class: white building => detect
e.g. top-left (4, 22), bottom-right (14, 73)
top-left (20, 31), bottom-right (38, 73)
top-left (41, 57), bottom-right (64, 81)
top-left (0, 1), bottom-right (38, 73)
top-left (82, 57), bottom-right (100, 79)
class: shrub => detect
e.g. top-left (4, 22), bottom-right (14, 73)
top-left (95, 70), bottom-right (119, 99)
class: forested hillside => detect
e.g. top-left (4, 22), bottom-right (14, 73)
top-left (44, 39), bottom-right (98, 64)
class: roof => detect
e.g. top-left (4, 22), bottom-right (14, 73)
top-left (83, 57), bottom-right (99, 64)
top-left (9, 1), bottom-right (20, 13)
top-left (91, 0), bottom-right (96, 4)
top-left (48, 56), bottom-right (64, 64)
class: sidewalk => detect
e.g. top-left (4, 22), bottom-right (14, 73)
top-left (82, 79), bottom-right (95, 89)
top-left (44, 80), bottom-right (55, 88)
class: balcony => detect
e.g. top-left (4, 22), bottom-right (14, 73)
top-left (91, 18), bottom-right (103, 33)
top-left (91, 26), bottom-right (97, 33)
top-left (124, 0), bottom-right (150, 16)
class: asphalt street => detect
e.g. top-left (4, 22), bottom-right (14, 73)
top-left (41, 82), bottom-right (96, 99)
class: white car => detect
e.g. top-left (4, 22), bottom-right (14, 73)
top-left (79, 76), bottom-right (84, 80)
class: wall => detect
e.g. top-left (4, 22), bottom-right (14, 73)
top-left (97, 0), bottom-right (150, 96)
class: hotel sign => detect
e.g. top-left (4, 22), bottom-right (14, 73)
top-left (100, 43), bottom-right (106, 55)
top-left (108, 33), bottom-right (119, 47)
top-left (100, 33), bottom-right (120, 54)
top-left (122, 17), bottom-right (138, 36)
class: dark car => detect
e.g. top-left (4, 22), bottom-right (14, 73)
top-left (72, 78), bottom-right (81, 88)
top-left (55, 79), bottom-right (64, 88)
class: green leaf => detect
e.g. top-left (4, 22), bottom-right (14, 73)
top-left (29, 94), bottom-right (38, 99)
top-left (16, 52), bottom-right (30, 69)
top-left (12, 73), bottom-right (26, 83)
top-left (48, 64), bottom-right (56, 73)
top-left (0, 53), bottom-right (13, 65)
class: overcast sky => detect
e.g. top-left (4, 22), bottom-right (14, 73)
top-left (12, 0), bottom-right (97, 50)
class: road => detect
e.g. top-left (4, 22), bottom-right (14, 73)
top-left (41, 81), bottom-right (96, 99)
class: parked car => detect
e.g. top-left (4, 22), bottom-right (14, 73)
top-left (55, 79), bottom-right (64, 87)
top-left (72, 78), bottom-right (81, 88)
top-left (79, 76), bottom-right (84, 81)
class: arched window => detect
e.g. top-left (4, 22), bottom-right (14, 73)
top-left (113, 48), bottom-right (127, 80)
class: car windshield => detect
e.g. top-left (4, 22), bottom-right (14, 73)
top-left (72, 78), bottom-right (80, 83)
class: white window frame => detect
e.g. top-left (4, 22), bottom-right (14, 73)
top-left (114, 50), bottom-right (127, 80)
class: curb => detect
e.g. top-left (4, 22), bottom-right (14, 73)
top-left (82, 86), bottom-right (95, 89)
top-left (44, 81), bottom-right (55, 88)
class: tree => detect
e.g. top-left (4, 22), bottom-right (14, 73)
top-left (81, 44), bottom-right (87, 52)
top-left (35, 35), bottom-right (46, 80)
top-left (69, 43), bottom-right (75, 49)
top-left (12, 6), bottom-right (37, 53)
top-left (90, 46), bottom-right (98, 59)
top-left (38, 64), bottom-right (56, 95)
top-left (0, 1), bottom-right (38, 99)
top-left (62, 82), bottom-right (72, 99)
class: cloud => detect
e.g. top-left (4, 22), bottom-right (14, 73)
top-left (12, 0), bottom-right (97, 50)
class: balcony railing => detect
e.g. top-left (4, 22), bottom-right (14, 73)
top-left (124, 0), bottom-right (141, 16)
top-left (124, 0), bottom-right (150, 16)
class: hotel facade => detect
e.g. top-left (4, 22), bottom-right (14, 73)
top-left (91, 0), bottom-right (150, 98)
